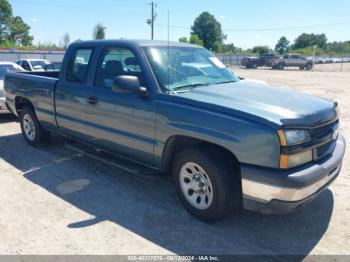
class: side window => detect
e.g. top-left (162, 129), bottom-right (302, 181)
top-left (95, 47), bottom-right (143, 88)
top-left (291, 55), bottom-right (299, 59)
top-left (66, 48), bottom-right (93, 83)
top-left (283, 55), bottom-right (289, 59)
top-left (22, 60), bottom-right (31, 71)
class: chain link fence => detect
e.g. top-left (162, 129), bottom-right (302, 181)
top-left (1, 49), bottom-right (349, 71)
top-left (215, 53), bottom-right (350, 66)
top-left (0, 49), bottom-right (65, 63)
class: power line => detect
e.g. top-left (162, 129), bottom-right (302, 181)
top-left (156, 21), bottom-right (350, 32)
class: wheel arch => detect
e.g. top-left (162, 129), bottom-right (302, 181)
top-left (162, 135), bottom-right (240, 175)
top-left (15, 96), bottom-right (35, 116)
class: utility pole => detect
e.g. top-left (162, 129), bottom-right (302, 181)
top-left (147, 2), bottom-right (157, 40)
top-left (340, 57), bottom-right (343, 72)
top-left (312, 45), bottom-right (317, 72)
top-left (151, 2), bottom-right (154, 40)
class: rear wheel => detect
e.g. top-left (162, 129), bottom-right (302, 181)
top-left (19, 106), bottom-right (50, 146)
top-left (299, 66), bottom-right (305, 70)
top-left (306, 63), bottom-right (313, 70)
top-left (172, 146), bottom-right (241, 222)
top-left (278, 63), bottom-right (285, 70)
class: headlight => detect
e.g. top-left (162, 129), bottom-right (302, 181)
top-left (278, 129), bottom-right (313, 169)
top-left (280, 150), bottom-right (313, 169)
top-left (278, 129), bottom-right (311, 146)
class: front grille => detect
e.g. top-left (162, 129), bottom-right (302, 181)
top-left (0, 89), bottom-right (5, 98)
top-left (317, 140), bottom-right (336, 158)
top-left (311, 120), bottom-right (338, 160)
top-left (311, 120), bottom-right (338, 140)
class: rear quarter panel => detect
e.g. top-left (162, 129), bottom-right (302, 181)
top-left (5, 73), bottom-right (58, 128)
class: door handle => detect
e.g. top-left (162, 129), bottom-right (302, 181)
top-left (87, 96), bottom-right (98, 105)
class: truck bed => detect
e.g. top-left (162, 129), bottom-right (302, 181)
top-left (21, 71), bottom-right (60, 79)
top-left (5, 71), bottom-right (59, 128)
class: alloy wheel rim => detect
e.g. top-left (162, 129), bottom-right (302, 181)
top-left (23, 114), bottom-right (35, 141)
top-left (179, 162), bottom-right (213, 210)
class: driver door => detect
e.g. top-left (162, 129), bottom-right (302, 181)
top-left (84, 46), bottom-right (156, 166)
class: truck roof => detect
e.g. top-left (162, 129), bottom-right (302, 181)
top-left (69, 39), bottom-right (201, 48)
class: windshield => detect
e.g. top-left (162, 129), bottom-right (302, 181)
top-left (31, 60), bottom-right (50, 69)
top-left (143, 46), bottom-right (239, 91)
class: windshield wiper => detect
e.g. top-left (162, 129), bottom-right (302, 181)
top-left (215, 80), bottom-right (237, 85)
top-left (172, 83), bottom-right (210, 91)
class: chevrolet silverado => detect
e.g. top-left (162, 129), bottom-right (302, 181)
top-left (5, 40), bottom-right (345, 222)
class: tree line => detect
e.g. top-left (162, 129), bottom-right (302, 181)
top-left (180, 12), bottom-right (350, 56)
top-left (0, 0), bottom-right (106, 50)
top-left (0, 0), bottom-right (33, 47)
top-left (1, 0), bottom-right (349, 55)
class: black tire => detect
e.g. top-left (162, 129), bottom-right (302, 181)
top-left (299, 66), bottom-right (305, 70)
top-left (306, 63), bottom-right (313, 70)
top-left (278, 63), bottom-right (285, 70)
top-left (19, 105), bottom-right (50, 146)
top-left (172, 146), bottom-right (241, 222)
top-left (252, 63), bottom-right (258, 69)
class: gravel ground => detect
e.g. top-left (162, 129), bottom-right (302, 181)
top-left (0, 63), bottom-right (349, 256)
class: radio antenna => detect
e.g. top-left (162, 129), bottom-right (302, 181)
top-left (167, 10), bottom-right (170, 90)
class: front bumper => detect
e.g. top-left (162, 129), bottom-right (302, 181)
top-left (241, 134), bottom-right (346, 214)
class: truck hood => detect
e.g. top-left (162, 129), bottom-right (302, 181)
top-left (176, 81), bottom-right (336, 127)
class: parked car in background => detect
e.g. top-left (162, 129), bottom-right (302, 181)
top-left (4, 40), bottom-right (345, 222)
top-left (241, 53), bottom-right (279, 69)
top-left (332, 58), bottom-right (342, 63)
top-left (0, 62), bottom-right (25, 110)
top-left (16, 59), bottom-right (51, 72)
top-left (271, 54), bottom-right (313, 70)
top-left (241, 56), bottom-right (259, 69)
top-left (43, 62), bottom-right (62, 72)
top-left (306, 56), bottom-right (320, 64)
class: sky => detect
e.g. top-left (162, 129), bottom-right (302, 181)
top-left (9, 0), bottom-right (350, 49)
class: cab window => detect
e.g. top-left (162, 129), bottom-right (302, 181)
top-left (95, 47), bottom-right (143, 88)
top-left (66, 48), bottom-right (93, 83)
top-left (21, 60), bottom-right (31, 71)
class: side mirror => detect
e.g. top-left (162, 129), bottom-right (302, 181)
top-left (112, 75), bottom-right (147, 96)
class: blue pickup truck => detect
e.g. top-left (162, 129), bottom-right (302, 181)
top-left (5, 40), bottom-right (345, 222)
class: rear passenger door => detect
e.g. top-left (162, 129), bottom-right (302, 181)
top-left (55, 47), bottom-right (93, 139)
top-left (283, 55), bottom-right (290, 66)
top-left (84, 46), bottom-right (156, 166)
top-left (290, 55), bottom-right (300, 66)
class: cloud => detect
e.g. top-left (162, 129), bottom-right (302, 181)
top-left (218, 15), bottom-right (226, 20)
top-left (31, 17), bottom-right (39, 23)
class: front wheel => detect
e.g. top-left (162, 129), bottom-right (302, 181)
top-left (19, 106), bottom-right (50, 146)
top-left (172, 146), bottom-right (241, 222)
top-left (306, 63), bottom-right (313, 70)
